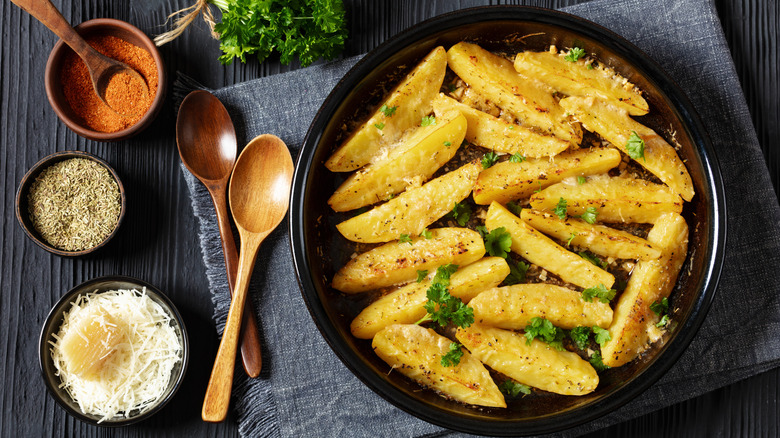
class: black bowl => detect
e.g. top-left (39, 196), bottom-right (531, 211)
top-left (39, 276), bottom-right (189, 426)
top-left (290, 6), bottom-right (726, 435)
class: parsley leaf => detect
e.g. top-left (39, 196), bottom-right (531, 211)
top-left (441, 342), bottom-right (464, 367)
top-left (444, 141), bottom-right (452, 147)
top-left (577, 176), bottom-right (587, 185)
top-left (534, 181), bottom-right (543, 193)
top-left (506, 201), bottom-right (523, 216)
top-left (570, 326), bottom-right (591, 350)
top-left (650, 297), bottom-right (669, 315)
top-left (579, 251), bottom-right (607, 270)
top-left (503, 260), bottom-right (529, 285)
top-left (416, 270), bottom-right (428, 283)
top-left (399, 233), bottom-right (412, 245)
top-left (499, 380), bottom-right (531, 397)
top-left (564, 47), bottom-right (586, 62)
top-left (554, 197), bottom-right (568, 219)
top-left (483, 227), bottom-right (512, 258)
top-left (476, 225), bottom-right (489, 239)
top-left (590, 351), bottom-right (610, 372)
top-left (374, 122), bottom-right (385, 130)
top-left (510, 153), bottom-right (526, 163)
top-left (417, 264), bottom-right (472, 329)
top-left (380, 104), bottom-right (397, 117)
top-left (449, 202), bottom-right (472, 226)
top-left (481, 152), bottom-right (500, 169)
top-left (581, 284), bottom-right (617, 303)
top-left (212, 0), bottom-right (348, 67)
top-left (421, 115), bottom-right (436, 126)
top-left (578, 206), bottom-right (599, 224)
top-left (567, 232), bottom-right (578, 247)
top-left (657, 314), bottom-right (671, 328)
top-left (420, 228), bottom-right (433, 239)
top-left (524, 317), bottom-right (565, 350)
top-left (432, 264), bottom-right (458, 286)
top-left (586, 63), bottom-right (594, 70)
top-left (626, 131), bottom-right (646, 160)
top-left (592, 326), bottom-right (612, 346)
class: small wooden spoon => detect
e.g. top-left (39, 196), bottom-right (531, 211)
top-left (202, 134), bottom-right (294, 422)
top-left (176, 90), bottom-right (264, 378)
top-left (10, 0), bottom-right (149, 114)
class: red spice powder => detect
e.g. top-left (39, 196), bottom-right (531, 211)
top-left (60, 35), bottom-right (158, 133)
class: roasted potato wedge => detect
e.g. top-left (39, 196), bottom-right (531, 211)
top-left (328, 110), bottom-right (466, 212)
top-left (485, 202), bottom-right (614, 289)
top-left (600, 213), bottom-right (689, 367)
top-left (336, 161), bottom-right (481, 243)
top-left (447, 42), bottom-right (582, 144)
top-left (520, 209), bottom-right (661, 260)
top-left (332, 227), bottom-right (485, 293)
top-left (350, 257), bottom-right (509, 339)
top-left (325, 46), bottom-right (447, 172)
top-left (560, 96), bottom-right (694, 201)
top-left (432, 93), bottom-right (569, 157)
top-left (374, 324), bottom-right (506, 407)
top-left (473, 147), bottom-right (621, 205)
top-left (470, 284), bottom-right (613, 330)
top-left (529, 175), bottom-right (683, 224)
top-left (457, 323), bottom-right (599, 396)
top-left (513, 49), bottom-right (649, 116)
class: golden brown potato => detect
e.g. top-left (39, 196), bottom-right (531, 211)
top-left (328, 110), bottom-right (466, 212)
top-left (447, 42), bottom-right (582, 144)
top-left (373, 324), bottom-right (506, 407)
top-left (470, 284), bottom-right (613, 330)
top-left (529, 175), bottom-right (683, 224)
top-left (600, 213), bottom-right (689, 367)
top-left (332, 227), bottom-right (485, 293)
top-left (336, 161), bottom-right (481, 243)
top-left (325, 46), bottom-right (447, 172)
top-left (520, 209), bottom-right (661, 260)
top-left (457, 323), bottom-right (598, 396)
top-left (473, 147), bottom-right (621, 205)
top-left (485, 202), bottom-right (614, 289)
top-left (350, 257), bottom-right (509, 339)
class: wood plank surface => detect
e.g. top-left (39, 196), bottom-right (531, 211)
top-left (0, 0), bottom-right (777, 437)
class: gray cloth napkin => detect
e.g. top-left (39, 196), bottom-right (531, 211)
top-left (179, 0), bottom-right (780, 436)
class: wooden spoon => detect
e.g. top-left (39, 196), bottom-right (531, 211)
top-left (202, 134), bottom-right (294, 422)
top-left (10, 0), bottom-right (149, 114)
top-left (176, 90), bottom-right (263, 378)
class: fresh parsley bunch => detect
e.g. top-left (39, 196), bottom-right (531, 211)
top-left (211, 0), bottom-right (348, 66)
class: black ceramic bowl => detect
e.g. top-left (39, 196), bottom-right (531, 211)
top-left (39, 276), bottom-right (189, 426)
top-left (290, 6), bottom-right (726, 436)
top-left (15, 150), bottom-right (126, 256)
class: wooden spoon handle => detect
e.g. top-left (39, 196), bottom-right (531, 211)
top-left (202, 233), bottom-right (264, 422)
top-left (9, 0), bottom-right (100, 61)
top-left (210, 189), bottom-right (263, 378)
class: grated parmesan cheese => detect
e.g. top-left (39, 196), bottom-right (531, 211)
top-left (50, 288), bottom-right (182, 423)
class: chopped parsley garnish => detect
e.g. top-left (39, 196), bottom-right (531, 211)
top-left (399, 233), bottom-right (412, 244)
top-left (567, 232), bottom-right (578, 247)
top-left (592, 326), bottom-right (611, 346)
top-left (524, 317), bottom-right (565, 350)
top-left (578, 206), bottom-right (599, 224)
top-left (482, 227), bottom-right (512, 258)
top-left (441, 342), bottom-right (464, 367)
top-left (509, 152), bottom-right (526, 163)
top-left (499, 380), bottom-right (531, 397)
top-left (626, 131), bottom-right (646, 160)
top-left (374, 122), bottom-right (385, 130)
top-left (444, 140), bottom-right (452, 147)
top-left (418, 265), bottom-right (473, 329)
top-left (503, 260), bottom-right (529, 285)
top-left (380, 104), bottom-right (397, 117)
top-left (449, 201), bottom-right (472, 226)
top-left (432, 263), bottom-right (459, 284)
top-left (650, 297), bottom-right (669, 315)
top-left (554, 197), bottom-right (568, 219)
top-left (570, 326), bottom-right (591, 350)
top-left (416, 270), bottom-right (428, 283)
top-left (586, 63), bottom-right (594, 70)
top-left (577, 176), bottom-right (587, 185)
top-left (420, 228), bottom-right (433, 239)
top-left (534, 181), bottom-right (543, 193)
top-left (476, 225), bottom-right (489, 239)
top-left (506, 201), bottom-right (522, 216)
top-left (581, 284), bottom-right (617, 303)
top-left (579, 251), bottom-right (607, 270)
top-left (590, 351), bottom-right (610, 371)
top-left (448, 83), bottom-right (457, 93)
top-left (421, 115), bottom-right (436, 126)
top-left (657, 314), bottom-right (671, 328)
top-left (481, 152), bottom-right (500, 169)
top-left (564, 47), bottom-right (586, 62)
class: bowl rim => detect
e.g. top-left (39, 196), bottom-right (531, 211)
top-left (15, 149), bottom-right (127, 257)
top-left (290, 5), bottom-right (726, 435)
top-left (44, 18), bottom-right (167, 142)
top-left (38, 275), bottom-right (190, 426)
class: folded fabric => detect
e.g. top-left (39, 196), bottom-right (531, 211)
top-left (179, 0), bottom-right (780, 436)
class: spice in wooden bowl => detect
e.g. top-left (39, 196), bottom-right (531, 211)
top-left (60, 35), bottom-right (158, 133)
top-left (27, 158), bottom-right (122, 251)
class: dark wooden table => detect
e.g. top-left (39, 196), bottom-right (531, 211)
top-left (1, 0), bottom-right (777, 436)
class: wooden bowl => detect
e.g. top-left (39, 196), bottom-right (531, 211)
top-left (38, 276), bottom-right (189, 426)
top-left (290, 6), bottom-right (726, 435)
top-left (15, 150), bottom-right (126, 256)
top-left (44, 18), bottom-right (166, 141)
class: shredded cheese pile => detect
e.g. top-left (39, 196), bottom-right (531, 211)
top-left (50, 288), bottom-right (182, 423)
